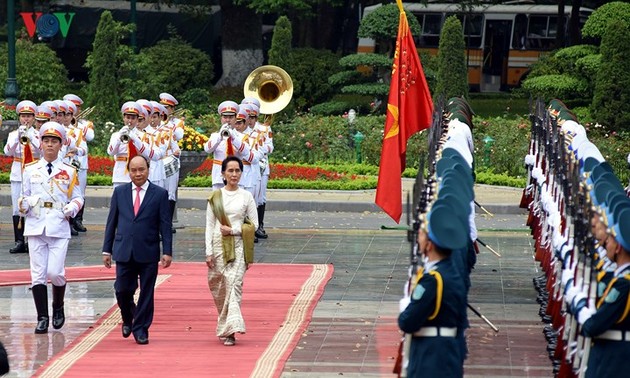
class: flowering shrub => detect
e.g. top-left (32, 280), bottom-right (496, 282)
top-left (178, 125), bottom-right (209, 152)
top-left (270, 163), bottom-right (358, 181)
top-left (88, 156), bottom-right (114, 176)
top-left (0, 156), bottom-right (11, 172)
top-left (191, 161), bottom-right (359, 181)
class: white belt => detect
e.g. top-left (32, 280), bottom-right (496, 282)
top-left (412, 327), bottom-right (457, 338)
top-left (595, 330), bottom-right (630, 341)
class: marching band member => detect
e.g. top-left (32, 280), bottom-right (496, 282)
top-left (107, 102), bottom-right (164, 188)
top-left (233, 107), bottom-right (262, 195)
top-left (62, 100), bottom-right (87, 235)
top-left (204, 100), bottom-right (250, 190)
top-left (63, 94), bottom-right (94, 233)
top-left (3, 100), bottom-right (39, 254)
top-left (159, 93), bottom-right (184, 229)
top-left (34, 104), bottom-right (53, 130)
top-left (141, 100), bottom-right (168, 189)
top-left (18, 121), bottom-right (84, 334)
top-left (242, 97), bottom-right (272, 239)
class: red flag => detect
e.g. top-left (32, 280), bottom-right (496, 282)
top-left (375, 0), bottom-right (433, 223)
top-left (22, 144), bottom-right (34, 170)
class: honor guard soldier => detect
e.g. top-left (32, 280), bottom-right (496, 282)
top-left (242, 97), bottom-right (272, 239)
top-left (18, 121), bottom-right (84, 334)
top-left (565, 206), bottom-right (630, 377)
top-left (3, 100), bottom-right (40, 253)
top-left (63, 94), bottom-right (94, 232)
top-left (159, 93), bottom-right (184, 227)
top-left (398, 201), bottom-right (468, 377)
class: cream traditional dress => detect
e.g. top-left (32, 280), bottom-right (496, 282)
top-left (205, 187), bottom-right (258, 337)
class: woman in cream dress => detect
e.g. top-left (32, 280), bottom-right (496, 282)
top-left (205, 156), bottom-right (258, 346)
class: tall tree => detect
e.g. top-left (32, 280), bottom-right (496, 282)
top-left (85, 11), bottom-right (133, 122)
top-left (214, 0), bottom-right (263, 88)
top-left (591, 19), bottom-right (630, 132)
top-left (435, 16), bottom-right (468, 100)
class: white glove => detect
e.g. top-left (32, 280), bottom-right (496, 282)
top-left (524, 154), bottom-right (535, 166)
top-left (565, 279), bottom-right (582, 305)
top-left (18, 125), bottom-right (27, 134)
top-left (561, 266), bottom-right (575, 289)
top-left (399, 296), bottom-right (411, 313)
top-left (19, 197), bottom-right (30, 212)
top-left (577, 305), bottom-right (595, 325)
top-left (120, 126), bottom-right (130, 134)
top-left (63, 204), bottom-right (74, 218)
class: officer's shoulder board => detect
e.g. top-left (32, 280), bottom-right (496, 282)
top-left (25, 160), bottom-right (38, 168)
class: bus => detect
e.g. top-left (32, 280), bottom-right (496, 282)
top-left (358, 2), bottom-right (593, 92)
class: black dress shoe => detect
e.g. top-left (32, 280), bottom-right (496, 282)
top-left (9, 240), bottom-right (27, 254)
top-left (135, 335), bottom-right (149, 345)
top-left (35, 316), bottom-right (49, 334)
top-left (122, 324), bottom-right (132, 338)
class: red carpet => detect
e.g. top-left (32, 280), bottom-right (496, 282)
top-left (0, 266), bottom-right (115, 286)
top-left (25, 262), bottom-right (333, 378)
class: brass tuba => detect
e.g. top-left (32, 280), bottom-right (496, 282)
top-left (243, 65), bottom-right (293, 117)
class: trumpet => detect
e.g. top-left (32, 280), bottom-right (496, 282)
top-left (18, 125), bottom-right (30, 145)
top-left (119, 125), bottom-right (130, 143)
top-left (76, 106), bottom-right (95, 120)
top-left (219, 124), bottom-right (231, 138)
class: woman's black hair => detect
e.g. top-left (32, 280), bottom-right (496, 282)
top-left (221, 155), bottom-right (243, 172)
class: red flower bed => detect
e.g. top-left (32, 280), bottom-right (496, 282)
top-left (2, 156), bottom-right (355, 182)
top-left (0, 156), bottom-right (11, 172)
top-left (0, 155), bottom-right (114, 175)
top-left (191, 161), bottom-right (357, 181)
top-left (88, 156), bottom-right (114, 176)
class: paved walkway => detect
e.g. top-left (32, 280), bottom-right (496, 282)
top-left (0, 185), bottom-right (549, 377)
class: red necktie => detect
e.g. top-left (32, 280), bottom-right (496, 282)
top-left (134, 187), bottom-right (141, 216)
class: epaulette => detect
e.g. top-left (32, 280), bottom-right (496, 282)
top-left (25, 160), bottom-right (38, 167)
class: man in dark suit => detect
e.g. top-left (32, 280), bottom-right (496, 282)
top-left (102, 155), bottom-right (173, 345)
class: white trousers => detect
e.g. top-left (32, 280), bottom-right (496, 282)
top-left (79, 169), bottom-right (88, 193)
top-left (165, 172), bottom-right (178, 201)
top-left (11, 181), bottom-right (21, 215)
top-left (29, 235), bottom-right (69, 286)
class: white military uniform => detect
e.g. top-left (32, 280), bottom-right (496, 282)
top-left (144, 124), bottom-right (167, 188)
top-left (160, 118), bottom-right (184, 201)
top-left (240, 127), bottom-right (263, 193)
top-left (20, 157), bottom-right (83, 286)
top-left (74, 119), bottom-right (94, 192)
top-left (254, 122), bottom-right (274, 206)
top-left (4, 126), bottom-right (41, 214)
top-left (204, 128), bottom-right (254, 190)
top-left (107, 126), bottom-right (164, 187)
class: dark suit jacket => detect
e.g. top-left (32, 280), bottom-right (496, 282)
top-left (102, 182), bottom-right (172, 263)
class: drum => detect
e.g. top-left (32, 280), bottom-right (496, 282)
top-left (163, 155), bottom-right (180, 177)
